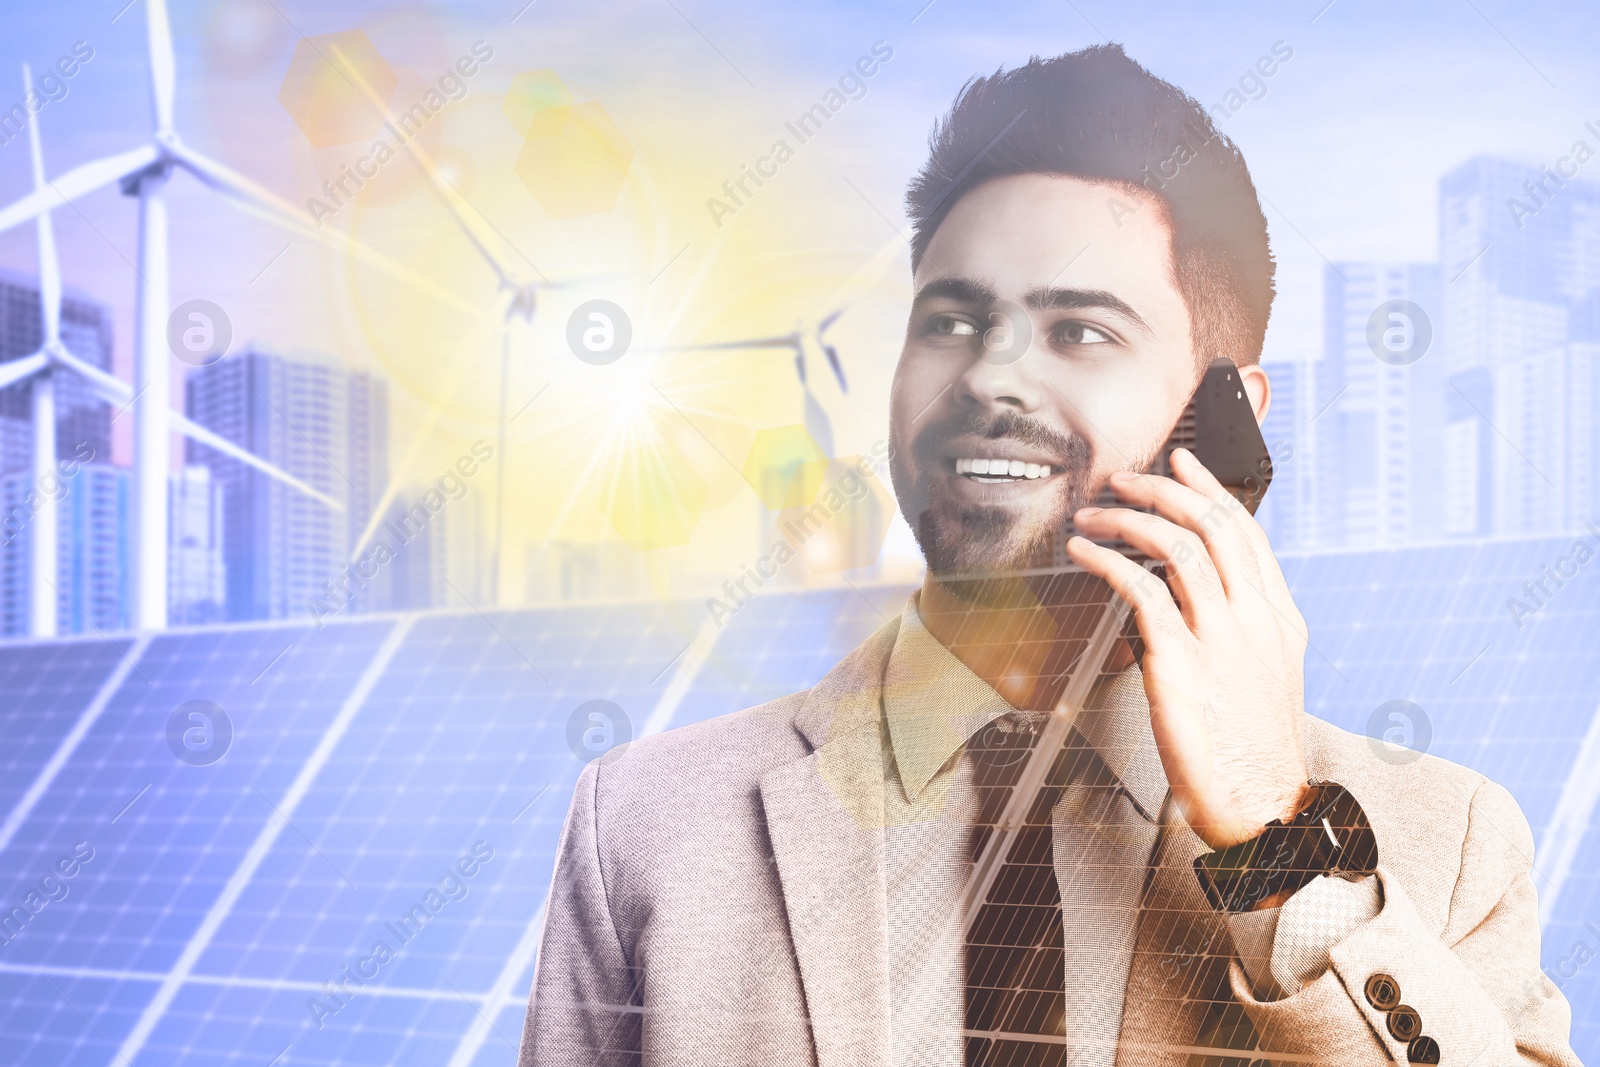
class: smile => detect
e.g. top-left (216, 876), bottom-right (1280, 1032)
top-left (953, 457), bottom-right (1055, 483)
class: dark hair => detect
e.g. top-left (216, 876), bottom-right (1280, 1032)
top-left (906, 44), bottom-right (1275, 365)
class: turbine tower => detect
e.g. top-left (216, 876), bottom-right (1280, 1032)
top-left (322, 40), bottom-right (607, 606)
top-left (0, 0), bottom-right (478, 632)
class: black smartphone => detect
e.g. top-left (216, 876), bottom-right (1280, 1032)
top-left (1086, 356), bottom-right (1274, 551)
top-left (1097, 358), bottom-right (1273, 662)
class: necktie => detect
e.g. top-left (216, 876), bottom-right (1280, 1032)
top-left (961, 714), bottom-right (1159, 1067)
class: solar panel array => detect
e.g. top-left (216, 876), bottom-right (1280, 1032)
top-left (0, 535), bottom-right (1595, 1065)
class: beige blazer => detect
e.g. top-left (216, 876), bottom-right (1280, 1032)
top-left (519, 615), bottom-right (1579, 1067)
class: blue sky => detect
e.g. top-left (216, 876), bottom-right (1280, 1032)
top-left (0, 0), bottom-right (1593, 579)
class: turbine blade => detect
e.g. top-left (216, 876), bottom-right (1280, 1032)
top-left (146, 0), bottom-right (177, 131)
top-left (323, 40), bottom-right (514, 287)
top-left (0, 144), bottom-right (161, 236)
top-left (0, 352), bottom-right (49, 390)
top-left (645, 336), bottom-right (799, 353)
top-left (817, 308), bottom-right (844, 333)
top-left (823, 343), bottom-right (847, 393)
top-left (22, 65), bottom-right (61, 346)
top-left (59, 345), bottom-right (348, 515)
top-left (168, 143), bottom-right (478, 316)
top-left (50, 346), bottom-right (131, 405)
top-left (170, 410), bottom-right (346, 513)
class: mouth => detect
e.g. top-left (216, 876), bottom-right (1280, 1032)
top-left (952, 456), bottom-right (1055, 484)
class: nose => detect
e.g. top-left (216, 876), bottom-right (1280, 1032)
top-left (955, 325), bottom-right (1043, 415)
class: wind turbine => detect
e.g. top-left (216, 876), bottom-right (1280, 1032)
top-left (0, 50), bottom-right (346, 634)
top-left (650, 309), bottom-right (851, 455)
top-left (321, 40), bottom-right (610, 606)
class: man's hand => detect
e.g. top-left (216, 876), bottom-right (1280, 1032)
top-left (1066, 447), bottom-right (1310, 850)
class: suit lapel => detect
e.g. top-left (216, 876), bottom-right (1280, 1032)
top-left (759, 618), bottom-right (900, 1067)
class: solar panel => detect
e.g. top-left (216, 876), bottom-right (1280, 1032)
top-left (0, 537), bottom-right (1595, 1065)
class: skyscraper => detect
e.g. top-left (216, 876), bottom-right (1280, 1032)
top-left (184, 347), bottom-right (388, 621)
top-left (0, 269), bottom-right (114, 473)
top-left (1257, 359), bottom-right (1310, 551)
top-left (0, 460), bottom-right (128, 635)
top-left (1438, 155), bottom-right (1600, 536)
top-left (1316, 262), bottom-right (1444, 547)
top-left (168, 465), bottom-right (226, 624)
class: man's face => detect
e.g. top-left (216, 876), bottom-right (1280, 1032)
top-left (888, 173), bottom-right (1199, 576)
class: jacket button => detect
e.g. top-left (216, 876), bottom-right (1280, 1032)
top-left (1364, 972), bottom-right (1401, 1011)
top-left (1387, 1005), bottom-right (1422, 1043)
top-left (1407, 1035), bottom-right (1441, 1064)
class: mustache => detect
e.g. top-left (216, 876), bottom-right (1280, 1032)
top-left (912, 409), bottom-right (1093, 470)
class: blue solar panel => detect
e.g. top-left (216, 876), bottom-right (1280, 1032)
top-left (0, 638), bottom-right (136, 827)
top-left (0, 537), bottom-right (1596, 1064)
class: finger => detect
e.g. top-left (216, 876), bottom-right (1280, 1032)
top-left (1106, 462), bottom-right (1261, 603)
top-left (1166, 448), bottom-right (1300, 627)
top-left (1072, 507), bottom-right (1227, 633)
top-left (1066, 534), bottom-right (1195, 652)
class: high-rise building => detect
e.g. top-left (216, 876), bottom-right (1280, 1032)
top-left (1315, 262), bottom-right (1445, 547)
top-left (1257, 359), bottom-right (1311, 551)
top-left (0, 269), bottom-right (114, 474)
top-left (0, 461), bottom-right (128, 635)
top-left (184, 347), bottom-right (388, 621)
top-left (358, 485), bottom-right (489, 613)
top-left (168, 465), bottom-right (226, 625)
top-left (1438, 155), bottom-right (1600, 536)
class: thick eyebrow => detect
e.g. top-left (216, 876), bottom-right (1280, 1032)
top-left (912, 276), bottom-right (1153, 337)
top-left (1022, 286), bottom-right (1152, 334)
top-left (910, 276), bottom-right (999, 311)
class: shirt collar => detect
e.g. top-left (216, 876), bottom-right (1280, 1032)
top-left (882, 593), bottom-right (1168, 821)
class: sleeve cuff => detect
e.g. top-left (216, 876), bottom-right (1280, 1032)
top-left (1227, 872), bottom-right (1382, 1000)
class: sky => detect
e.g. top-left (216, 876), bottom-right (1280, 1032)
top-left (0, 0), bottom-right (1593, 599)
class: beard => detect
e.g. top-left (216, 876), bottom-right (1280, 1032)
top-left (890, 408), bottom-right (1101, 583)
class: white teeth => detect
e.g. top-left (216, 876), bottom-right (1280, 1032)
top-left (955, 458), bottom-right (1053, 480)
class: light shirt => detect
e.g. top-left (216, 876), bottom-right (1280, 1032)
top-left (877, 595), bottom-right (1379, 1065)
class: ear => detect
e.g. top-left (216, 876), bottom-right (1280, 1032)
top-left (1239, 363), bottom-right (1271, 426)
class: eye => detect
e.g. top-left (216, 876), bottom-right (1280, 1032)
top-left (1055, 320), bottom-right (1114, 345)
top-left (926, 313), bottom-right (979, 338)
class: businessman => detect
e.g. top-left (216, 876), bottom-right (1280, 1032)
top-left (520, 44), bottom-right (1579, 1066)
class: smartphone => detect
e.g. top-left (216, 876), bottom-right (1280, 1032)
top-left (1086, 356), bottom-right (1273, 547)
top-left (1095, 357), bottom-right (1273, 662)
